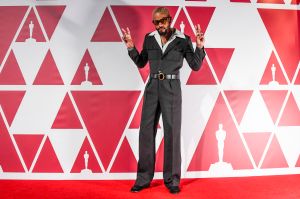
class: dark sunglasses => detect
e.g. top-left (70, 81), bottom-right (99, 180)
top-left (152, 17), bottom-right (171, 25)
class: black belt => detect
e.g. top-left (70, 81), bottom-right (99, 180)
top-left (150, 71), bottom-right (180, 80)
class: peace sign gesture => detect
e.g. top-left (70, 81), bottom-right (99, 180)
top-left (194, 24), bottom-right (205, 49)
top-left (122, 27), bottom-right (134, 49)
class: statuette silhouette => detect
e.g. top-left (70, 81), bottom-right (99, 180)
top-left (268, 64), bottom-right (279, 86)
top-left (209, 123), bottom-right (233, 174)
top-left (81, 151), bottom-right (92, 174)
top-left (25, 20), bottom-right (36, 43)
top-left (81, 63), bottom-right (93, 86)
top-left (180, 21), bottom-right (185, 34)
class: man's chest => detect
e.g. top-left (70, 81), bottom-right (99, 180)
top-left (146, 37), bottom-right (185, 61)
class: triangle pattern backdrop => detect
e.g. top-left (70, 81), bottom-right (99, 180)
top-left (0, 1), bottom-right (299, 178)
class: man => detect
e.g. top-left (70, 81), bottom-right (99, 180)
top-left (122, 7), bottom-right (206, 194)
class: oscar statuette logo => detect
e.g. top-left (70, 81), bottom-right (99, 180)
top-left (209, 124), bottom-right (233, 175)
top-left (81, 151), bottom-right (92, 174)
top-left (25, 20), bottom-right (36, 43)
top-left (81, 63), bottom-right (93, 87)
top-left (268, 64), bottom-right (279, 87)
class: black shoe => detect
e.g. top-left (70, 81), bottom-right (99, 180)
top-left (130, 184), bottom-right (150, 192)
top-left (168, 186), bottom-right (180, 194)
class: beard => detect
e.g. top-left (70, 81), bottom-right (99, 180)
top-left (156, 26), bottom-right (169, 36)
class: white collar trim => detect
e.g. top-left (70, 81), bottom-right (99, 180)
top-left (148, 29), bottom-right (185, 53)
top-left (148, 29), bottom-right (185, 39)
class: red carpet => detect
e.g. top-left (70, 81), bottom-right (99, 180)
top-left (1, 175), bottom-right (300, 199)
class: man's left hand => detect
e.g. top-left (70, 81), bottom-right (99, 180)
top-left (195, 24), bottom-right (205, 49)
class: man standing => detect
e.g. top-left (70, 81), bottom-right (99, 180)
top-left (122, 7), bottom-right (206, 194)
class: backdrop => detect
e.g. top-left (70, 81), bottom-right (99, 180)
top-left (0, 0), bottom-right (299, 180)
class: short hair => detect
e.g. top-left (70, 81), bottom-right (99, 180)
top-left (152, 7), bottom-right (171, 18)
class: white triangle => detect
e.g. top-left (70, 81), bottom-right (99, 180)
top-left (276, 127), bottom-right (300, 168)
top-left (182, 86), bottom-right (220, 170)
top-left (126, 129), bottom-right (139, 161)
top-left (291, 87), bottom-right (300, 111)
top-left (48, 130), bottom-right (85, 173)
top-left (10, 87), bottom-right (66, 134)
top-left (240, 90), bottom-right (274, 132)
top-left (50, 3), bottom-right (107, 85)
top-left (12, 42), bottom-right (49, 85)
top-left (89, 43), bottom-right (144, 90)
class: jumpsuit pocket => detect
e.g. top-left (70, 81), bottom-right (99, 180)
top-left (168, 80), bottom-right (174, 94)
top-left (168, 80), bottom-right (181, 96)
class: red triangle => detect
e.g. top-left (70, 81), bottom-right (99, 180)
top-left (0, 51), bottom-right (26, 85)
top-left (91, 8), bottom-right (121, 42)
top-left (33, 50), bottom-right (64, 85)
top-left (278, 93), bottom-right (300, 126)
top-left (32, 137), bottom-right (63, 172)
top-left (260, 52), bottom-right (288, 85)
top-left (186, 58), bottom-right (216, 85)
top-left (129, 97), bottom-right (161, 129)
top-left (230, 0), bottom-right (251, 2)
top-left (224, 90), bottom-right (253, 124)
top-left (129, 97), bottom-right (144, 129)
top-left (257, 0), bottom-right (285, 3)
top-left (260, 90), bottom-right (288, 123)
top-left (0, 6), bottom-right (28, 64)
top-left (258, 9), bottom-right (300, 82)
top-left (206, 48), bottom-right (234, 83)
top-left (14, 134), bottom-right (44, 170)
top-left (110, 138), bottom-right (137, 172)
top-left (71, 91), bottom-right (140, 170)
top-left (291, 0), bottom-right (300, 4)
top-left (0, 91), bottom-right (25, 126)
top-left (51, 93), bottom-right (82, 129)
top-left (35, 6), bottom-right (66, 40)
top-left (155, 138), bottom-right (164, 172)
top-left (71, 49), bottom-right (102, 85)
top-left (71, 138), bottom-right (102, 173)
top-left (243, 132), bottom-right (271, 167)
top-left (188, 94), bottom-right (253, 171)
top-left (296, 155), bottom-right (300, 167)
top-left (173, 8), bottom-right (197, 42)
top-left (16, 8), bottom-right (46, 42)
top-left (0, 114), bottom-right (24, 172)
top-left (185, 7), bottom-right (215, 34)
top-left (111, 6), bottom-right (178, 82)
top-left (261, 135), bottom-right (288, 168)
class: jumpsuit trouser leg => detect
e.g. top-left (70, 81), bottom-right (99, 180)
top-left (135, 78), bottom-right (161, 186)
top-left (159, 79), bottom-right (182, 187)
top-left (135, 79), bottom-right (182, 187)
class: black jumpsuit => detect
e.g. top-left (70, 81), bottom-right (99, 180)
top-left (128, 30), bottom-right (206, 187)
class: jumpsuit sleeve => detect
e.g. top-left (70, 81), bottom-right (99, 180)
top-left (128, 35), bottom-right (149, 68)
top-left (184, 36), bottom-right (206, 71)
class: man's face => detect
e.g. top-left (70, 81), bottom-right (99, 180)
top-left (152, 12), bottom-right (171, 36)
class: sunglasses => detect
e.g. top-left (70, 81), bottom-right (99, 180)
top-left (152, 17), bottom-right (171, 25)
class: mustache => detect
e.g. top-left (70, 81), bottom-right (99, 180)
top-left (156, 27), bottom-right (170, 36)
top-left (157, 27), bottom-right (166, 30)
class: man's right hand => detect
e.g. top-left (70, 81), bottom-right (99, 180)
top-left (122, 27), bottom-right (134, 49)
